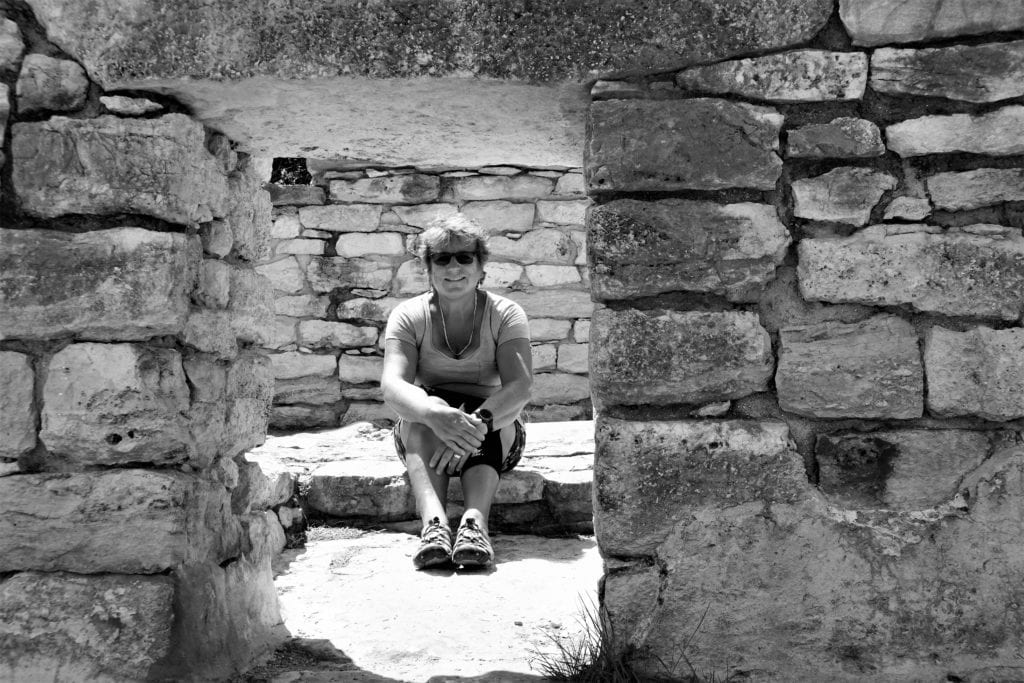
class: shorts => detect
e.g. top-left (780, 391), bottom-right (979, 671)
top-left (392, 386), bottom-right (525, 476)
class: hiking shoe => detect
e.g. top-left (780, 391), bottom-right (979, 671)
top-left (451, 518), bottom-right (494, 567)
top-left (413, 517), bottom-right (452, 570)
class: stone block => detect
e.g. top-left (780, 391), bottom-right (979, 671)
top-left (299, 320), bottom-right (378, 350)
top-left (329, 174), bottom-right (439, 204)
top-left (201, 220), bottom-right (234, 257)
top-left (797, 224), bottom-right (1024, 320)
top-left (532, 344), bottom-right (557, 372)
top-left (557, 343), bottom-right (589, 374)
top-left (395, 259), bottom-right (429, 294)
top-left (530, 373), bottom-right (591, 404)
top-left (525, 265), bottom-right (581, 287)
top-left (839, 0), bottom-right (1024, 46)
top-left (927, 168), bottom-right (1024, 211)
top-left (392, 203), bottom-right (458, 228)
top-left (446, 175), bottom-right (553, 201)
top-left (299, 204), bottom-right (382, 232)
top-left (571, 230), bottom-right (587, 266)
top-left (786, 117), bottom-right (884, 158)
top-left (228, 268), bottom-right (275, 345)
top-left (225, 168), bottom-right (273, 262)
top-left (450, 469), bottom-right (546, 505)
top-left (871, 41), bottom-right (1024, 103)
top-left (792, 167), bottom-right (897, 226)
top-left (255, 257), bottom-right (306, 294)
top-left (503, 290), bottom-right (592, 319)
top-left (271, 212), bottom-right (301, 239)
top-left (484, 262), bottom-right (524, 288)
top-left (884, 196), bottom-right (931, 221)
top-left (925, 326), bottom-right (1024, 420)
top-left (573, 320), bottom-right (590, 343)
top-left (182, 310), bottom-right (239, 359)
top-left (196, 259), bottom-right (232, 309)
top-left (535, 199), bottom-right (589, 226)
top-left (676, 50), bottom-right (867, 102)
top-left (306, 459), bottom-right (412, 521)
top-left (591, 308), bottom-right (773, 406)
top-left (275, 238), bottom-right (324, 256)
top-left (40, 343), bottom-right (195, 466)
top-left (0, 83), bottom-right (8, 132)
top-left (335, 232), bottom-right (405, 258)
top-left (0, 572), bottom-right (174, 683)
top-left (267, 184), bottom-right (325, 206)
top-left (0, 18), bottom-right (23, 72)
top-left (271, 351), bottom-right (337, 380)
top-left (307, 257), bottom-right (393, 293)
top-left (776, 315), bottom-right (923, 419)
top-left (335, 296), bottom-right (402, 322)
top-left (594, 417), bottom-right (801, 555)
top-left (459, 200), bottom-right (535, 234)
top-left (274, 376), bottom-right (342, 405)
top-left (887, 105), bottom-right (1024, 157)
top-left (12, 114), bottom-right (227, 224)
top-left (0, 228), bottom-right (196, 341)
top-left (270, 405), bottom-right (338, 430)
top-left (817, 429), bottom-right (989, 509)
top-left (530, 318), bottom-right (572, 342)
top-left (341, 402), bottom-right (395, 424)
top-left (16, 53), bottom-right (88, 114)
top-left (338, 354), bottom-right (384, 384)
top-left (586, 99), bottom-right (783, 192)
top-left (756, 266), bottom-right (873, 338)
top-left (489, 228), bottom-right (575, 264)
top-left (588, 199), bottom-right (790, 302)
top-left (0, 470), bottom-right (241, 573)
top-left (342, 386), bottom-right (384, 401)
top-left (0, 352), bottom-right (36, 459)
top-left (275, 294), bottom-right (330, 318)
top-left (100, 94), bottom-right (163, 115)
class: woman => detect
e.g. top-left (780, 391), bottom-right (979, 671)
top-left (381, 214), bottom-right (533, 569)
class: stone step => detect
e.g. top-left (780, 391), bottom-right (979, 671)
top-left (245, 420), bottom-right (595, 535)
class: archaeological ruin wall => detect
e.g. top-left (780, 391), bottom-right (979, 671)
top-left (589, 3), bottom-right (1024, 680)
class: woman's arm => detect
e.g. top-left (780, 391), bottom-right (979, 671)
top-left (474, 337), bottom-right (534, 431)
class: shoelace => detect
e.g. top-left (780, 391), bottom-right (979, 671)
top-left (457, 520), bottom-right (490, 548)
top-left (422, 518), bottom-right (451, 545)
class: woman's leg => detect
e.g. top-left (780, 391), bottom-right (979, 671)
top-left (400, 419), bottom-right (450, 527)
top-left (452, 425), bottom-right (516, 565)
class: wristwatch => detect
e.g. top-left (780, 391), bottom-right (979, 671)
top-left (472, 408), bottom-right (494, 433)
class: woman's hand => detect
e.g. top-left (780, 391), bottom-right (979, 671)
top-left (426, 407), bottom-right (486, 475)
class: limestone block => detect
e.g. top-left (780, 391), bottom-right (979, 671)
top-left (489, 229), bottom-right (575, 264)
top-left (15, 53), bottom-right (88, 114)
top-left (482, 262), bottom-right (523, 288)
top-left (927, 168), bottom-right (1024, 211)
top-left (571, 230), bottom-right (587, 266)
top-left (587, 99), bottom-right (783, 192)
top-left (817, 429), bottom-right (989, 509)
top-left (0, 18), bottom-right (23, 72)
top-left (228, 268), bottom-right (275, 345)
top-left (271, 351), bottom-right (336, 380)
top-left (589, 199), bottom-right (790, 302)
top-left (525, 265), bottom-right (581, 287)
top-left (0, 83), bottom-right (8, 132)
top-left (395, 259), bottom-right (429, 294)
top-left (0, 228), bottom-right (196, 341)
top-left (329, 174), bottom-right (440, 204)
top-left (557, 343), bottom-right (589, 374)
top-left (446, 174), bottom-right (553, 201)
top-left (335, 232), bottom-right (405, 258)
top-left (797, 224), bottom-right (1024, 320)
top-left (872, 41), bottom-right (1024, 103)
top-left (306, 459), bottom-right (412, 521)
top-left (182, 310), bottom-right (239, 359)
top-left (0, 572), bottom-right (174, 683)
top-left (756, 266), bottom-right (874, 338)
top-left (785, 117), bottom-right (884, 158)
top-left (594, 417), bottom-right (801, 554)
top-left (299, 204), bottom-right (382, 232)
top-left (554, 173), bottom-right (585, 196)
top-left (41, 343), bottom-right (195, 466)
top-left (840, 0), bottom-right (1024, 46)
top-left (307, 257), bottom-right (393, 293)
top-left (591, 308), bottom-right (773, 405)
top-left (535, 200), bottom-right (589, 226)
top-left (268, 185), bottom-right (325, 206)
top-left (573, 320), bottom-right (590, 343)
top-left (275, 294), bottom-right (330, 318)
top-left (460, 200), bottom-right (535, 234)
top-left (0, 470), bottom-right (241, 572)
top-left (232, 461), bottom-right (275, 514)
top-left (338, 354), bottom-right (384, 384)
top-left (884, 196), bottom-right (931, 221)
top-left (450, 469), bottom-right (546, 505)
top-left (270, 405), bottom-right (338, 430)
top-left (12, 114), bottom-right (228, 224)
top-left (274, 238), bottom-right (324, 256)
top-left (392, 203), bottom-right (458, 229)
top-left (342, 402), bottom-right (395, 424)
top-left (271, 212), bottom-right (301, 239)
top-left (792, 167), bottom-right (897, 226)
top-left (530, 319), bottom-right (572, 342)
top-left (299, 320), bottom-right (377, 350)
top-left (342, 386), bottom-right (383, 401)
top-left (504, 290), bottom-right (592, 319)
top-left (201, 220), bottom-right (233, 257)
top-left (274, 376), bottom-right (342, 405)
top-left (676, 50), bottom-right (867, 102)
top-left (530, 373), bottom-right (593, 405)
top-left (220, 354), bottom-right (272, 458)
top-left (776, 315), bottom-right (923, 419)
top-left (532, 344), bottom-right (557, 372)
top-left (925, 326), bottom-right (1024, 420)
top-left (100, 94), bottom-right (163, 115)
top-left (335, 296), bottom-right (402, 322)
top-left (196, 259), bottom-right (232, 309)
top-left (0, 352), bottom-right (36, 459)
top-left (226, 168), bottom-right (273, 262)
top-left (887, 106), bottom-right (1024, 157)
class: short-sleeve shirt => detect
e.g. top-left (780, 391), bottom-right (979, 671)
top-left (384, 291), bottom-right (530, 397)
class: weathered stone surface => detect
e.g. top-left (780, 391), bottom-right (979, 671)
top-left (197, 259), bottom-right (232, 309)
top-left (459, 201), bottom-right (535, 234)
top-left (330, 175), bottom-right (439, 204)
top-left (201, 220), bottom-right (234, 257)
top-left (298, 320), bottom-right (378, 350)
top-left (0, 572), bottom-right (174, 683)
top-left (590, 308), bottom-right (773, 405)
top-left (925, 326), bottom-right (1024, 420)
top-left (871, 41), bottom-right (1024, 103)
top-left (817, 429), bottom-right (990, 509)
top-left (792, 167), bottom-right (897, 226)
top-left (587, 99), bottom-right (783, 192)
top-left (798, 224), bottom-right (1024, 320)
top-left (275, 238), bottom-right (324, 256)
top-left (535, 199), bottom-right (589, 226)
top-left (0, 228), bottom-right (196, 341)
top-left (268, 184), bottom-right (325, 206)
top-left (271, 405), bottom-right (338, 430)
top-left (489, 229), bottom-right (575, 264)
top-left (392, 203), bottom-right (458, 229)
top-left (0, 470), bottom-right (241, 573)
top-left (337, 354), bottom-right (384, 385)
top-left (228, 268), bottom-right (276, 345)
top-left (307, 257), bottom-right (393, 293)
top-left (927, 168), bottom-right (1024, 211)
top-left (299, 204), bottom-right (382, 232)
top-left (505, 290), bottom-right (592, 320)
top-left (557, 343), bottom-right (589, 374)
top-left (271, 212), bottom-right (301, 239)
top-left (225, 166), bottom-right (273, 262)
top-left (0, 18), bottom-right (23, 72)
top-left (484, 262), bottom-right (524, 288)
top-left (395, 259), bottom-right (430, 294)
top-left (887, 106), bottom-right (1024, 157)
top-left (446, 175), bottom-right (553, 202)
top-left (884, 196), bottom-right (931, 221)
top-left (530, 373), bottom-right (591, 405)
top-left (0, 352), bottom-right (36, 459)
top-left (335, 296), bottom-right (402, 322)
top-left (589, 199), bottom-right (790, 301)
top-left (676, 50), bottom-right (867, 102)
top-left (16, 53), bottom-right (88, 114)
top-left (271, 351), bottom-right (337, 380)
top-left (182, 310), bottom-right (239, 359)
top-left (525, 265), bottom-right (580, 287)
top-left (222, 353), bottom-right (273, 458)
top-left (275, 294), bottom-right (330, 318)
top-left (594, 417), bottom-right (800, 554)
top-left (335, 232), bottom-right (405, 258)
top-left (100, 94), bottom-right (164, 115)
top-left (786, 117), bottom-right (884, 158)
top-left (274, 376), bottom-right (342, 405)
top-left (532, 345), bottom-right (557, 373)
top-left (840, 0), bottom-right (1024, 46)
top-left (256, 257), bottom-right (305, 293)
top-left (12, 114), bottom-right (228, 224)
top-left (40, 343), bottom-right (196, 466)
top-left (573, 320), bottom-right (590, 343)
top-left (757, 266), bottom-right (873, 337)
top-left (530, 319), bottom-right (572, 342)
top-left (776, 315), bottom-right (923, 419)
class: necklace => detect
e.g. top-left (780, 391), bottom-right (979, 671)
top-left (438, 292), bottom-right (478, 359)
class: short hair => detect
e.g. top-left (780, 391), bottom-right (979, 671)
top-left (413, 214), bottom-right (490, 270)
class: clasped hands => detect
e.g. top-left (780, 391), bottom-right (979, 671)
top-left (426, 404), bottom-right (488, 475)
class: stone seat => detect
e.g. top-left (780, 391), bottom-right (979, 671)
top-left (245, 420), bottom-right (595, 536)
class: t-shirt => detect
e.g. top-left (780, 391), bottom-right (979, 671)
top-left (384, 291), bottom-right (530, 397)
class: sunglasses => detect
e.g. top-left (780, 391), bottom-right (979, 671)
top-left (429, 251), bottom-right (477, 266)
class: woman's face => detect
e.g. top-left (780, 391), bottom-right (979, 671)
top-left (428, 236), bottom-right (483, 300)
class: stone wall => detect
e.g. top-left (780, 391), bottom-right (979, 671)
top-left (0, 11), bottom-right (286, 681)
top-left (590, 3), bottom-right (1024, 680)
top-left (261, 165), bottom-right (593, 431)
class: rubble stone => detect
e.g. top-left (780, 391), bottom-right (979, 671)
top-left (445, 175), bottom-right (553, 201)
top-left (0, 18), bottom-right (23, 72)
top-left (335, 232), bottom-right (405, 258)
top-left (270, 351), bottom-right (337, 381)
top-left (299, 321), bottom-right (378, 350)
top-left (927, 168), bottom-right (1024, 211)
top-left (0, 352), bottom-right (36, 459)
top-left (307, 257), bottom-right (393, 293)
top-left (15, 53), bottom-right (88, 114)
top-left (840, 0), bottom-right (1024, 46)
top-left (299, 204), bottom-right (382, 232)
top-left (887, 106), bottom-right (1024, 157)
top-left (100, 94), bottom-right (164, 115)
top-left (460, 201), bottom-right (535, 234)
top-left (786, 117), bottom-right (884, 158)
top-left (792, 167), bottom-right (897, 226)
top-left (925, 326), bottom-right (1024, 420)
top-left (330, 175), bottom-right (439, 204)
top-left (871, 41), bottom-right (1024, 103)
top-left (489, 229), bottom-right (575, 264)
